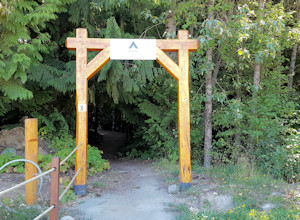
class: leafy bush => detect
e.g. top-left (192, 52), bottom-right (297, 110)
top-left (0, 196), bottom-right (41, 220)
top-left (38, 134), bottom-right (110, 175)
top-left (0, 153), bottom-right (24, 174)
top-left (0, 133), bottom-right (109, 176)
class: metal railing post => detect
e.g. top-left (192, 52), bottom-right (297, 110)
top-left (50, 157), bottom-right (60, 220)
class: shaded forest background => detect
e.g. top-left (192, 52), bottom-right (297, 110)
top-left (0, 0), bottom-right (299, 182)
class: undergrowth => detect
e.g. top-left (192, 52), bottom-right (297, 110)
top-left (0, 133), bottom-right (110, 176)
top-left (0, 196), bottom-right (42, 220)
top-left (155, 158), bottom-right (299, 220)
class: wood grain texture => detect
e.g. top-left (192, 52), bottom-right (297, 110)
top-left (156, 48), bottom-right (180, 80)
top-left (50, 157), bottom-right (60, 220)
top-left (25, 118), bottom-right (38, 205)
top-left (66, 28), bottom-right (198, 190)
top-left (157, 30), bottom-right (195, 184)
top-left (177, 31), bottom-right (192, 183)
top-left (86, 47), bottom-right (111, 80)
top-left (75, 28), bottom-right (88, 187)
top-left (66, 38), bottom-right (110, 51)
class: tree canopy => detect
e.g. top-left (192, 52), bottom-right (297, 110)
top-left (0, 0), bottom-right (299, 182)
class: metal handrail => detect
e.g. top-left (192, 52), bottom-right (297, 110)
top-left (60, 143), bottom-right (82, 166)
top-left (0, 168), bottom-right (55, 197)
top-left (59, 167), bottom-right (81, 201)
top-left (0, 142), bottom-right (83, 220)
top-left (0, 142), bottom-right (82, 197)
top-left (33, 205), bottom-right (55, 220)
top-left (0, 159), bottom-right (43, 194)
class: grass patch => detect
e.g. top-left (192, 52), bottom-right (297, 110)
top-left (0, 196), bottom-right (42, 220)
top-left (154, 158), bottom-right (179, 184)
top-left (155, 158), bottom-right (299, 219)
top-left (176, 203), bottom-right (299, 220)
top-left (93, 181), bottom-right (106, 188)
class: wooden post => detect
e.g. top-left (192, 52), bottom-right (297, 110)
top-left (50, 157), bottom-right (60, 220)
top-left (177, 30), bottom-right (192, 189)
top-left (25, 118), bottom-right (38, 205)
top-left (66, 28), bottom-right (198, 194)
top-left (66, 28), bottom-right (110, 195)
top-left (74, 28), bottom-right (88, 195)
top-left (156, 30), bottom-right (196, 189)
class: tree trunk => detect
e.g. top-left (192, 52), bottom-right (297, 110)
top-left (288, 42), bottom-right (297, 88)
top-left (288, 5), bottom-right (299, 89)
top-left (204, 48), bottom-right (213, 168)
top-left (259, 0), bottom-right (265, 10)
top-left (253, 63), bottom-right (261, 95)
top-left (248, 0), bottom-right (265, 151)
top-left (203, 0), bottom-right (215, 168)
top-left (164, 11), bottom-right (176, 39)
top-left (212, 51), bottom-right (222, 87)
top-left (234, 71), bottom-right (242, 148)
top-left (164, 10), bottom-right (177, 61)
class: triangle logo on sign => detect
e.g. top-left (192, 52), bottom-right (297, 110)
top-left (129, 41), bottom-right (138, 49)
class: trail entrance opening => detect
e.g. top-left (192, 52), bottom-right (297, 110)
top-left (66, 28), bottom-right (198, 195)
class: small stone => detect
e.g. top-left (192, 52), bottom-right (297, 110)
top-left (1, 147), bottom-right (16, 156)
top-left (271, 192), bottom-right (280, 196)
top-left (189, 207), bottom-right (199, 214)
top-left (60, 216), bottom-right (75, 220)
top-left (168, 184), bottom-right (179, 194)
top-left (261, 203), bottom-right (276, 211)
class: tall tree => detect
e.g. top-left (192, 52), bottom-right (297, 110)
top-left (0, 0), bottom-right (74, 115)
top-left (288, 0), bottom-right (300, 89)
top-left (203, 0), bottom-right (215, 168)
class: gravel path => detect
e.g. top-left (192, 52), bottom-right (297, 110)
top-left (68, 160), bottom-right (176, 220)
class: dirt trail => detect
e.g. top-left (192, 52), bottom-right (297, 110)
top-left (67, 160), bottom-right (176, 220)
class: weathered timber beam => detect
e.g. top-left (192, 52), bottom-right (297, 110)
top-left (156, 48), bottom-right (180, 80)
top-left (156, 39), bottom-right (198, 52)
top-left (86, 48), bottom-right (111, 80)
top-left (66, 38), bottom-right (110, 51)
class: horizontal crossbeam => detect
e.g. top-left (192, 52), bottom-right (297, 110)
top-left (156, 39), bottom-right (198, 52)
top-left (66, 38), bottom-right (198, 52)
top-left (66, 38), bottom-right (110, 51)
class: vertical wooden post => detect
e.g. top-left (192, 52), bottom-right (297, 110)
top-left (25, 118), bottom-right (38, 205)
top-left (50, 157), bottom-right (60, 220)
top-left (177, 30), bottom-right (192, 190)
top-left (74, 28), bottom-right (88, 195)
top-left (66, 28), bottom-right (197, 193)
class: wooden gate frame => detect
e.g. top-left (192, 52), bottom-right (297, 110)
top-left (66, 28), bottom-right (198, 195)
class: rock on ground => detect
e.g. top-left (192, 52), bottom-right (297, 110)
top-left (168, 184), bottom-right (179, 194)
top-left (0, 127), bottom-right (49, 155)
top-left (199, 193), bottom-right (235, 212)
top-left (1, 147), bottom-right (17, 156)
top-left (261, 203), bottom-right (276, 211)
top-left (60, 216), bottom-right (75, 220)
top-left (0, 127), bottom-right (25, 151)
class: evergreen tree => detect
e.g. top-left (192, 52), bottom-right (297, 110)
top-left (0, 0), bottom-right (75, 115)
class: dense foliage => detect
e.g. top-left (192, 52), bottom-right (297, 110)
top-left (0, 0), bottom-right (299, 182)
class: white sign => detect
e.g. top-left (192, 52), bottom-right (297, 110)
top-left (78, 104), bottom-right (87, 112)
top-left (110, 39), bottom-right (156, 60)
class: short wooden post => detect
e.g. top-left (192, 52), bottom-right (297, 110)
top-left (50, 157), bottom-right (60, 220)
top-left (25, 118), bottom-right (38, 205)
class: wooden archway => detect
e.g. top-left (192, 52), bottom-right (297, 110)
top-left (66, 28), bottom-right (198, 195)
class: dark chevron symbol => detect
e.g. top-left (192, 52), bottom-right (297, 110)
top-left (129, 41), bottom-right (138, 49)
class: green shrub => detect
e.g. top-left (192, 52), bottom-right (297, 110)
top-left (0, 153), bottom-right (24, 174)
top-left (38, 134), bottom-right (110, 175)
